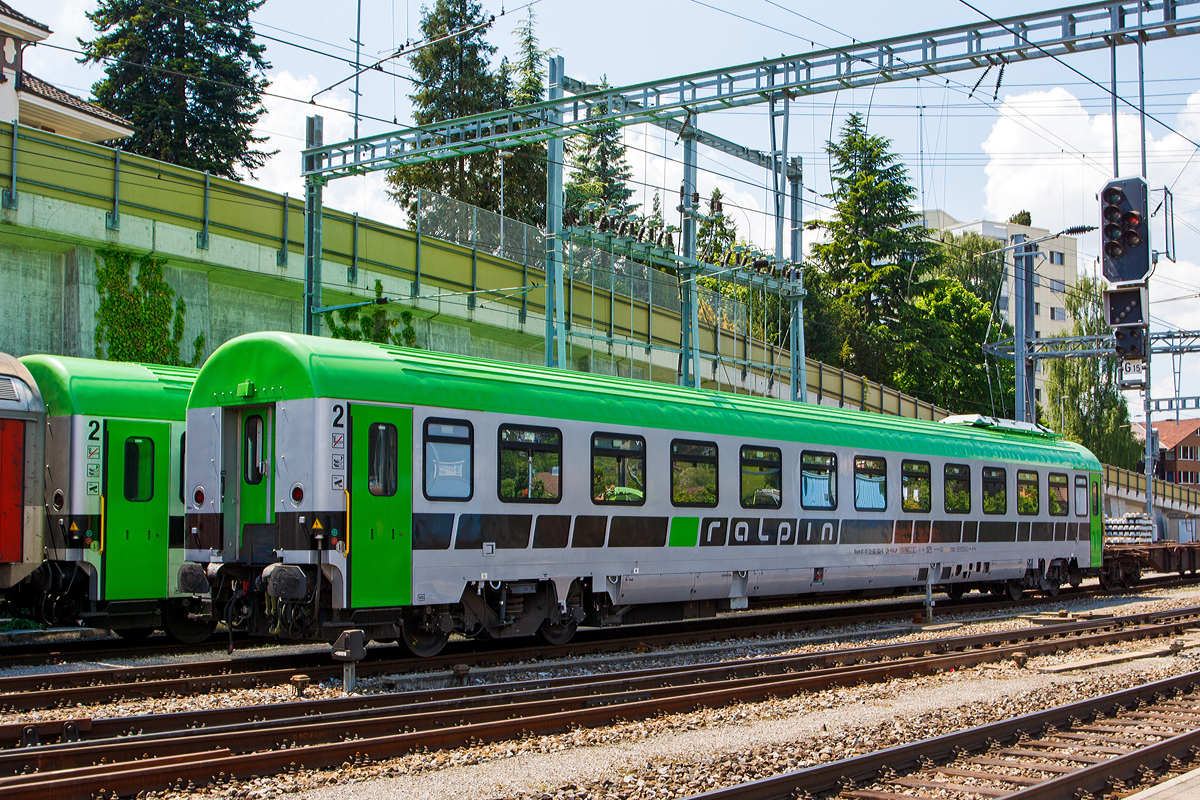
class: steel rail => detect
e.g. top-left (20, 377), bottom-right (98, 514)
top-left (4, 608), bottom-right (1187, 747)
top-left (682, 671), bottom-right (1200, 799)
top-left (0, 614), bottom-right (1195, 798)
top-left (0, 574), bottom-right (1194, 712)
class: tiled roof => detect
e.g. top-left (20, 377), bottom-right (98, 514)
top-left (18, 72), bottom-right (132, 130)
top-left (1153, 419), bottom-right (1200, 451)
top-left (0, 1), bottom-right (49, 33)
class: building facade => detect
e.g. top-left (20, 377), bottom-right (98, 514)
top-left (924, 210), bottom-right (1081, 402)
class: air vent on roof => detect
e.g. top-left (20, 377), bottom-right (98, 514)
top-left (939, 414), bottom-right (1059, 438)
top-left (0, 377), bottom-right (16, 402)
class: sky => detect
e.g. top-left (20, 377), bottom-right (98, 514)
top-left (26, 0), bottom-right (1200, 421)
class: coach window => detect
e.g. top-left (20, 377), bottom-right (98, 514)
top-left (1017, 470), bottom-right (1039, 515)
top-left (368, 423), bottom-right (398, 497)
top-left (901, 460), bottom-right (931, 513)
top-left (244, 414), bottom-right (264, 485)
top-left (498, 425), bottom-right (561, 502)
top-left (123, 436), bottom-right (154, 502)
top-left (592, 434), bottom-right (646, 505)
top-left (982, 467), bottom-right (1007, 514)
top-left (944, 464), bottom-right (971, 514)
top-left (423, 419), bottom-right (473, 500)
top-left (801, 451), bottom-right (837, 510)
top-left (1075, 476), bottom-right (1089, 517)
top-left (671, 440), bottom-right (717, 507)
top-left (1048, 473), bottom-right (1069, 517)
top-left (741, 446), bottom-right (782, 509)
top-left (854, 457), bottom-right (887, 511)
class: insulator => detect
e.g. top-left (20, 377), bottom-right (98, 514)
top-left (599, 216), bottom-right (610, 232)
top-left (665, 232), bottom-right (674, 251)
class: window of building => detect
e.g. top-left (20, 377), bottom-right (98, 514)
top-left (592, 434), bottom-right (646, 505)
top-left (123, 436), bottom-right (154, 502)
top-left (1074, 476), bottom-right (1089, 518)
top-left (1048, 473), bottom-right (1069, 516)
top-left (671, 439), bottom-right (718, 507)
top-left (944, 464), bottom-right (971, 514)
top-left (368, 423), bottom-right (399, 497)
top-left (1050, 278), bottom-right (1066, 292)
top-left (997, 295), bottom-right (1009, 311)
top-left (244, 414), bottom-right (264, 485)
top-left (854, 456), bottom-right (887, 511)
top-left (424, 419), bottom-right (473, 500)
top-left (901, 460), bottom-right (930, 513)
top-left (1178, 445), bottom-right (1198, 461)
top-left (740, 446), bottom-right (782, 509)
top-left (1049, 251), bottom-right (1064, 265)
top-left (1034, 302), bottom-right (1041, 316)
top-left (1017, 469), bottom-right (1040, 515)
top-left (983, 467), bottom-right (1007, 514)
top-left (1051, 307), bottom-right (1067, 321)
top-left (498, 425), bottom-right (561, 502)
top-left (801, 451), bottom-right (837, 510)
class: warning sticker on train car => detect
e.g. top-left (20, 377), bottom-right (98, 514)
top-left (86, 482), bottom-right (99, 495)
top-left (331, 454), bottom-right (344, 470)
top-left (332, 433), bottom-right (344, 449)
top-left (332, 474), bottom-right (345, 491)
top-left (87, 464), bottom-right (99, 477)
top-left (87, 445), bottom-right (99, 459)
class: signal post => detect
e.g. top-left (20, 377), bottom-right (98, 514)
top-left (1099, 177), bottom-right (1154, 527)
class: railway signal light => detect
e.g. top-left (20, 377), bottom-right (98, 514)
top-left (1113, 326), bottom-right (1147, 360)
top-left (1099, 177), bottom-right (1150, 284)
top-left (1104, 285), bottom-right (1148, 328)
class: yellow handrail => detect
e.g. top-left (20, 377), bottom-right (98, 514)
top-left (343, 489), bottom-right (351, 558)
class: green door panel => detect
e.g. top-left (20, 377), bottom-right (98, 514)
top-left (239, 408), bottom-right (274, 546)
top-left (349, 404), bottom-right (412, 608)
top-left (1090, 474), bottom-right (1103, 567)
top-left (103, 420), bottom-right (170, 600)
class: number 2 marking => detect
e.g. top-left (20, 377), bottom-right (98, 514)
top-left (87, 420), bottom-right (100, 441)
top-left (332, 404), bottom-right (344, 428)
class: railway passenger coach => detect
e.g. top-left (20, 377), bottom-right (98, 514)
top-left (12, 356), bottom-right (214, 642)
top-left (184, 333), bottom-right (1104, 656)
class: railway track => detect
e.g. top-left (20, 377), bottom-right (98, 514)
top-left (684, 671), bottom-right (1200, 800)
top-left (0, 605), bottom-right (1197, 799)
top-left (0, 574), bottom-right (1196, 712)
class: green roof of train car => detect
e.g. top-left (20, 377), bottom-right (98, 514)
top-left (21, 355), bottom-right (196, 420)
top-left (190, 332), bottom-right (1101, 470)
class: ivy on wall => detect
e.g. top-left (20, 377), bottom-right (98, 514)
top-left (325, 279), bottom-right (418, 348)
top-left (94, 248), bottom-right (206, 366)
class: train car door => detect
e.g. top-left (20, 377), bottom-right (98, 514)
top-left (103, 420), bottom-right (170, 599)
top-left (238, 407), bottom-right (275, 561)
top-left (0, 419), bottom-right (23, 564)
top-left (348, 404), bottom-right (412, 608)
top-left (1090, 473), bottom-right (1103, 567)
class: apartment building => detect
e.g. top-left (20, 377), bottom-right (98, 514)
top-left (924, 210), bottom-right (1081, 401)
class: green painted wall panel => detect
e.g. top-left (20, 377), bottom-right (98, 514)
top-left (669, 517), bottom-right (700, 547)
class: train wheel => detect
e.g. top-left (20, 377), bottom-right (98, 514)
top-left (1004, 581), bottom-right (1024, 601)
top-left (947, 584), bottom-right (967, 601)
top-left (1043, 581), bottom-right (1060, 598)
top-left (400, 612), bottom-right (449, 658)
top-left (537, 617), bottom-right (578, 646)
top-left (163, 602), bottom-right (218, 645)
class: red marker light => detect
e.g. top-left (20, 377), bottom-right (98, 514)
top-left (291, 485), bottom-right (304, 504)
top-left (193, 487), bottom-right (205, 507)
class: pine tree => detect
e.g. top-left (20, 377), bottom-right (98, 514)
top-left (387, 0), bottom-right (503, 213)
top-left (496, 9), bottom-right (549, 228)
top-left (564, 78), bottom-right (637, 216)
top-left (809, 112), bottom-right (942, 383)
top-left (1044, 276), bottom-right (1142, 468)
top-left (79, 0), bottom-right (272, 179)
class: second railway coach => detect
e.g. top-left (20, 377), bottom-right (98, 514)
top-left (184, 332), bottom-right (1103, 656)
